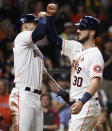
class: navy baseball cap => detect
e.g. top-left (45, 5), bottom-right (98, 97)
top-left (16, 14), bottom-right (38, 32)
top-left (75, 16), bottom-right (100, 30)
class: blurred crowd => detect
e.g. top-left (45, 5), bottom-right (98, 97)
top-left (0, 0), bottom-right (112, 131)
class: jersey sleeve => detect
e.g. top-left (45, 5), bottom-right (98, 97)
top-left (14, 31), bottom-right (33, 47)
top-left (89, 53), bottom-right (104, 79)
top-left (61, 39), bottom-right (82, 59)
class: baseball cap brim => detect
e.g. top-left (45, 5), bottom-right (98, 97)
top-left (74, 22), bottom-right (87, 29)
top-left (34, 19), bottom-right (38, 22)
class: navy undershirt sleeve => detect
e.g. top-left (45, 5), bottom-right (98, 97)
top-left (32, 17), bottom-right (47, 43)
top-left (46, 16), bottom-right (62, 50)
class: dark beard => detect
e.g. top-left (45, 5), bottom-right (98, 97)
top-left (78, 34), bottom-right (89, 44)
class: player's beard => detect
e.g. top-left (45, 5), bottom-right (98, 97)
top-left (78, 33), bottom-right (90, 44)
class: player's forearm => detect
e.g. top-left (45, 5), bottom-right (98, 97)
top-left (32, 17), bottom-right (47, 43)
top-left (46, 16), bottom-right (62, 49)
top-left (86, 77), bottom-right (101, 96)
top-left (49, 81), bottom-right (60, 94)
top-left (43, 72), bottom-right (71, 104)
top-left (79, 77), bottom-right (101, 104)
top-left (43, 72), bottom-right (60, 94)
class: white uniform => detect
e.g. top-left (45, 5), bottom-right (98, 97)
top-left (62, 39), bottom-right (104, 131)
top-left (9, 31), bottom-right (45, 131)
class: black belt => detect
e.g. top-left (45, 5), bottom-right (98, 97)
top-left (25, 87), bottom-right (42, 95)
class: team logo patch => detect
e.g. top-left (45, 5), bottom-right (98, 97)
top-left (93, 65), bottom-right (102, 73)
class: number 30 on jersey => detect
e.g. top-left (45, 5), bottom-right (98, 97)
top-left (73, 76), bottom-right (83, 87)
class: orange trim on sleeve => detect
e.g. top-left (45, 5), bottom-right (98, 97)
top-left (80, 103), bottom-right (91, 131)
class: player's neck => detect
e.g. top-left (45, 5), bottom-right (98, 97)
top-left (22, 29), bottom-right (29, 32)
top-left (83, 39), bottom-right (95, 51)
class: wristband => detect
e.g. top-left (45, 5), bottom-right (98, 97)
top-left (57, 89), bottom-right (63, 96)
top-left (79, 92), bottom-right (92, 104)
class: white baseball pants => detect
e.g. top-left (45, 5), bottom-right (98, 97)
top-left (68, 99), bottom-right (101, 131)
top-left (9, 88), bottom-right (43, 131)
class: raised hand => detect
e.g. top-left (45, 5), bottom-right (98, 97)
top-left (47, 3), bottom-right (58, 16)
top-left (38, 12), bottom-right (47, 19)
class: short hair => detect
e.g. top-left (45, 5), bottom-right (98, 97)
top-left (41, 93), bottom-right (52, 101)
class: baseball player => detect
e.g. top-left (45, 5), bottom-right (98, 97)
top-left (9, 12), bottom-right (48, 131)
top-left (9, 12), bottom-right (70, 131)
top-left (46, 4), bottom-right (104, 131)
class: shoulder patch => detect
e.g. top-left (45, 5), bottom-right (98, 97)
top-left (93, 65), bottom-right (102, 73)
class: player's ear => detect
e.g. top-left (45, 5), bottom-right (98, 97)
top-left (90, 30), bottom-right (95, 38)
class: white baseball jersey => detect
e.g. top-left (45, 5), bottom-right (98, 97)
top-left (13, 31), bottom-right (45, 90)
top-left (62, 39), bottom-right (104, 100)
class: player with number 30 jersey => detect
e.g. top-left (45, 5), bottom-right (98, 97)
top-left (46, 3), bottom-right (104, 131)
top-left (62, 39), bottom-right (104, 100)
